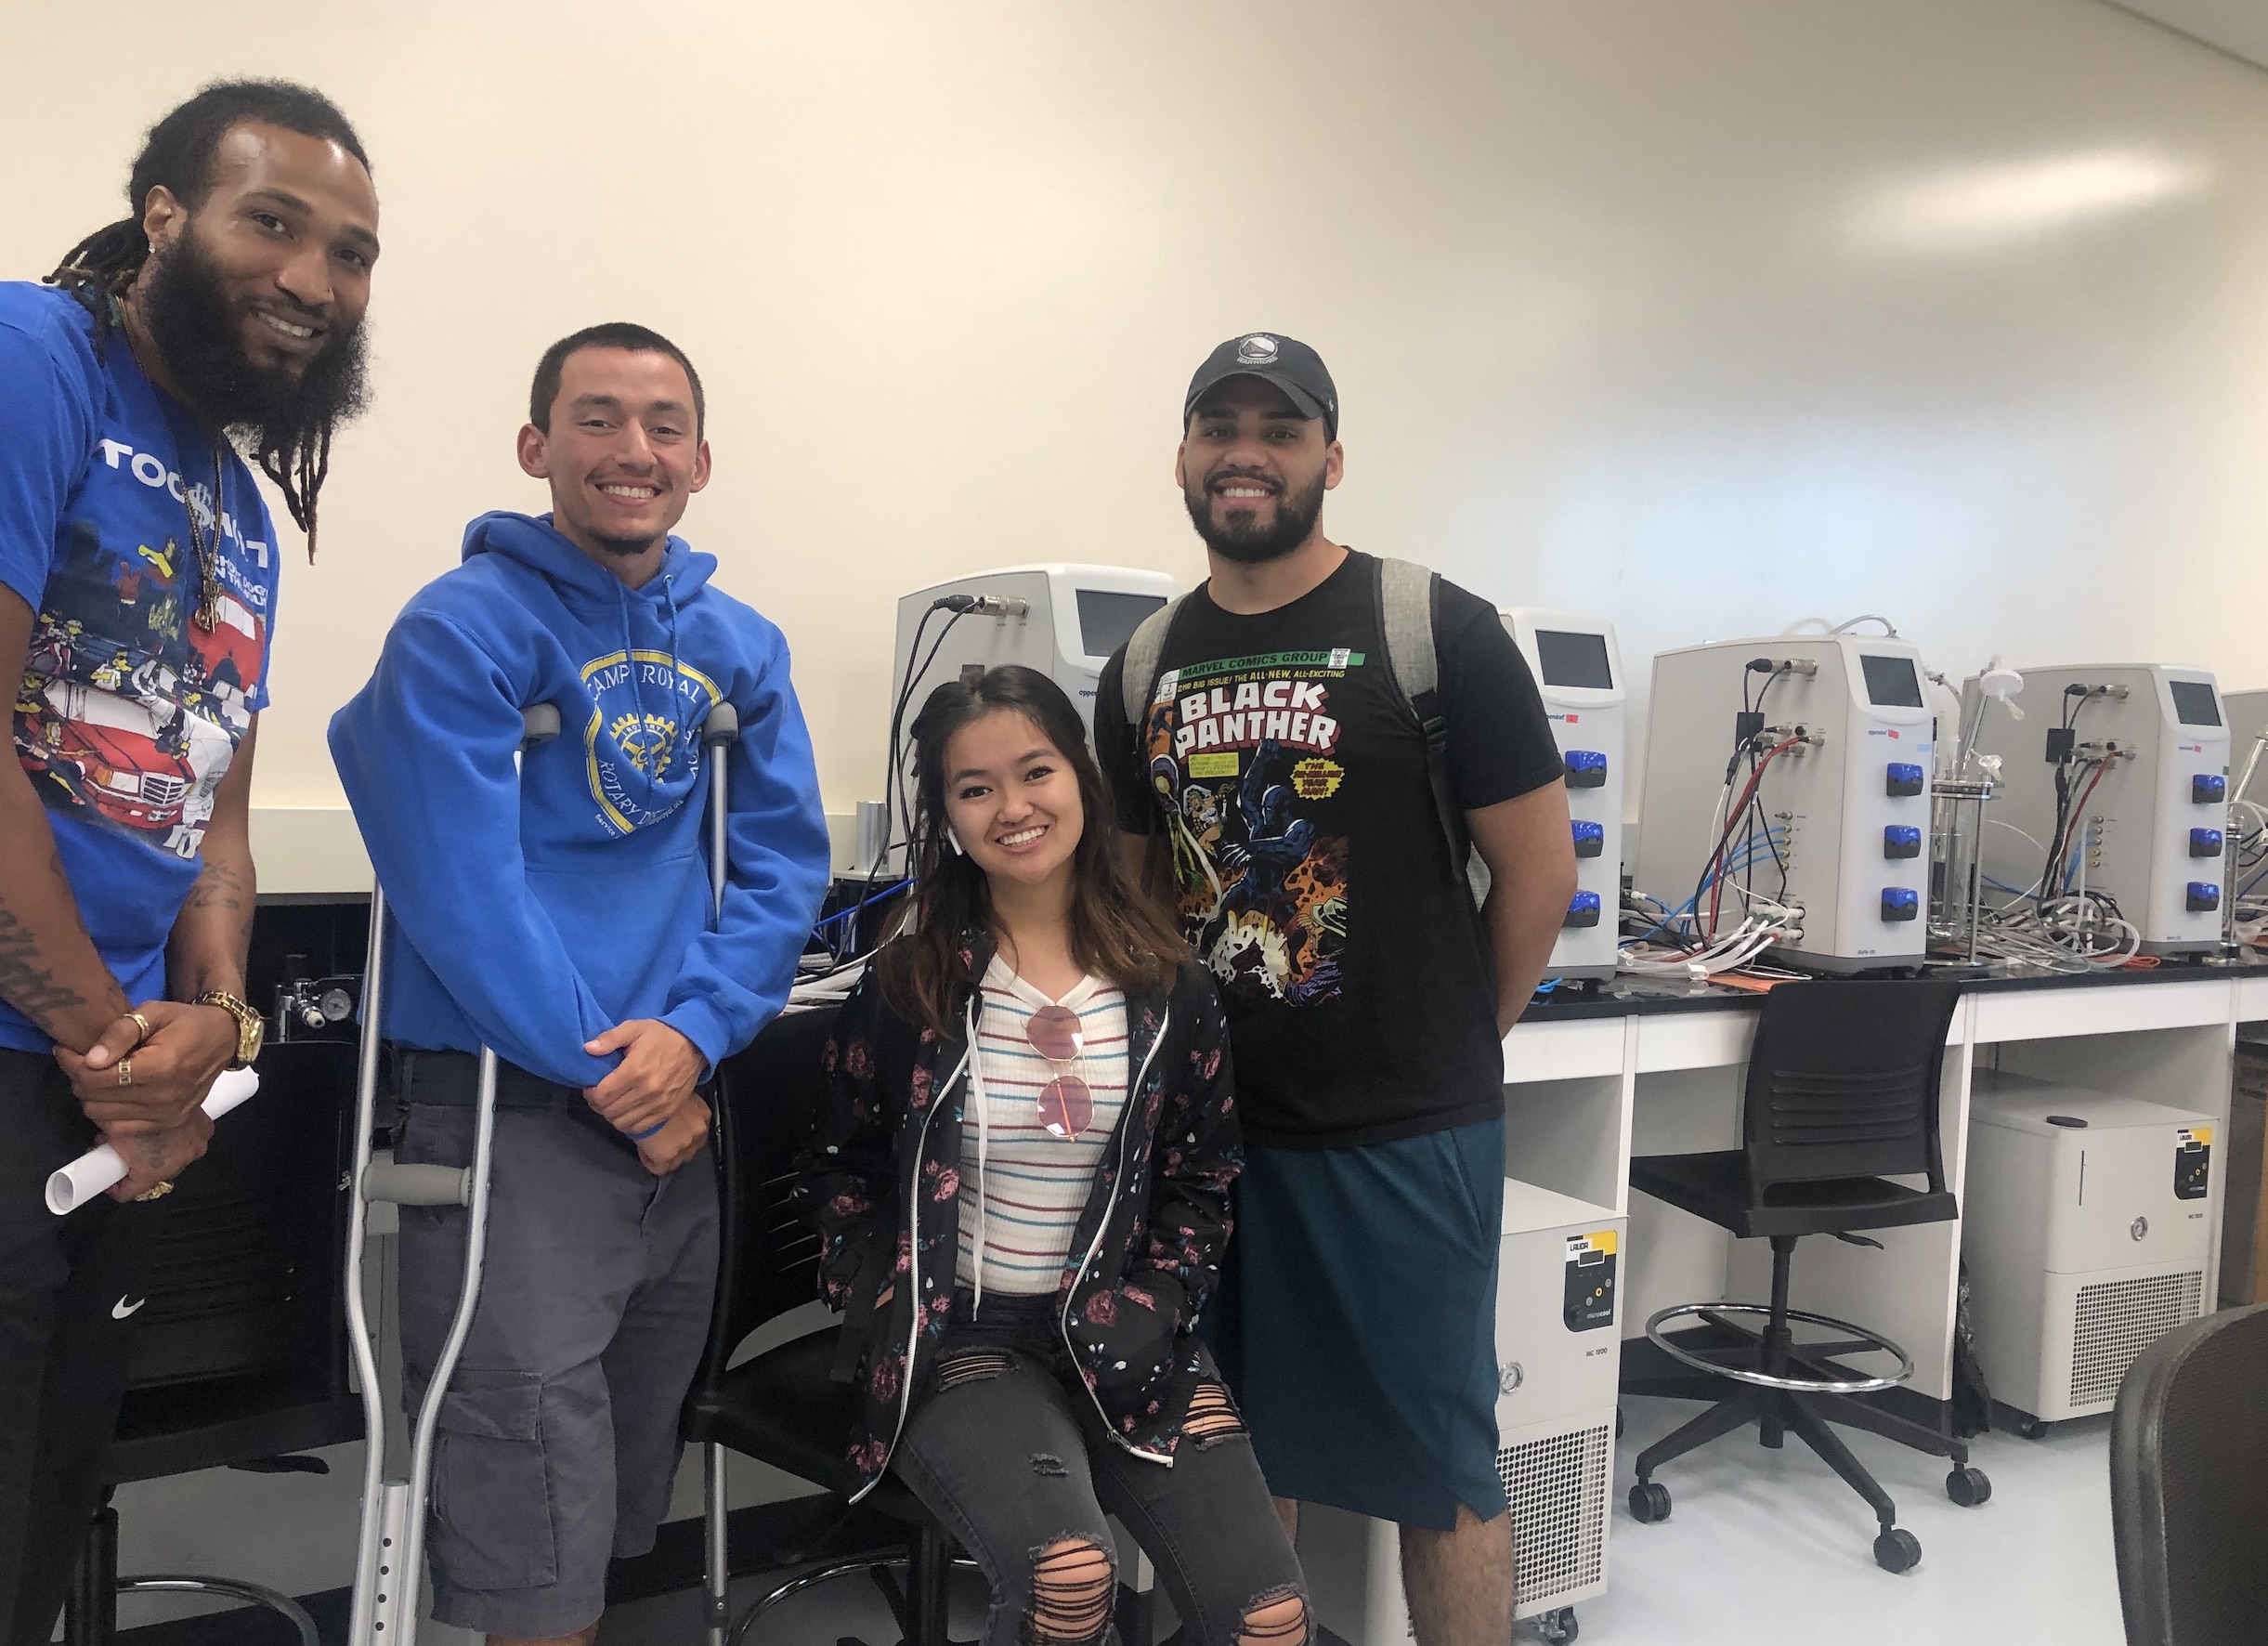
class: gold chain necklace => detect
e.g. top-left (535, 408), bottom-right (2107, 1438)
top-left (184, 442), bottom-right (225, 633)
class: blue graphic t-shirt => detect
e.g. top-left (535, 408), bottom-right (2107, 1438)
top-left (0, 281), bottom-right (281, 1052)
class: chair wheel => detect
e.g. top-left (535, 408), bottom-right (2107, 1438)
top-left (1946, 1466), bottom-right (1991, 1507)
top-left (1873, 1527), bottom-right (1923, 1574)
top-left (1628, 1480), bottom-right (1672, 1523)
top-left (1534, 1606), bottom-right (1579, 1642)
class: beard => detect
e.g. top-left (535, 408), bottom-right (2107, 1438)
top-left (138, 224), bottom-right (370, 459)
top-left (586, 529), bottom-right (662, 557)
top-left (1182, 464), bottom-right (1327, 564)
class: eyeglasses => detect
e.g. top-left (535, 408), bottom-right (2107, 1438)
top-left (1025, 1004), bottom-right (1092, 1140)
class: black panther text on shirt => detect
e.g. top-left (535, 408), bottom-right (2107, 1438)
top-left (1096, 551), bottom-right (1563, 1150)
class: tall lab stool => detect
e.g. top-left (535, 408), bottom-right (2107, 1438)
top-left (1624, 978), bottom-right (1989, 1574)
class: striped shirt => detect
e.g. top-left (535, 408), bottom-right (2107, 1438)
top-left (957, 956), bottom-right (1129, 1299)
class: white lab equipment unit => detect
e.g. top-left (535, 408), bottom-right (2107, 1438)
top-left (867, 566), bottom-right (1183, 874)
top-left (892, 565), bottom-right (1182, 739)
top-left (1502, 609), bottom-right (1623, 979)
top-left (1634, 635), bottom-right (1936, 971)
top-left (1297, 1181), bottom-right (1623, 1646)
top-left (1962, 1073), bottom-right (2216, 1428)
top-left (1965, 665), bottom-right (2230, 955)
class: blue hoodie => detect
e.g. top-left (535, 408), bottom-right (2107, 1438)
top-left (327, 511), bottom-right (831, 1090)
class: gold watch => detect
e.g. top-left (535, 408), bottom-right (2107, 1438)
top-left (192, 990), bottom-right (266, 1068)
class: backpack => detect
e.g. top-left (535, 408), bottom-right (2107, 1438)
top-left (1120, 554), bottom-right (1473, 881)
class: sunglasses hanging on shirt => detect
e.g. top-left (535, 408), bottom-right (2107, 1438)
top-left (1024, 1004), bottom-right (1092, 1140)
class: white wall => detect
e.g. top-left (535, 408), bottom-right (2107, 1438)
top-left (7, 0), bottom-right (2268, 852)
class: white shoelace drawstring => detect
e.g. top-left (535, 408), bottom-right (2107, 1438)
top-left (963, 993), bottom-right (992, 1316)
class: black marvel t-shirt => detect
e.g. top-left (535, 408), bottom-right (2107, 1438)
top-left (1095, 550), bottom-right (1564, 1151)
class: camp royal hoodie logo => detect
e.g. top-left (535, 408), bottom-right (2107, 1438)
top-left (579, 650), bottom-right (721, 835)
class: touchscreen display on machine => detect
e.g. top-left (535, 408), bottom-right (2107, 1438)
top-left (1535, 629), bottom-right (1613, 690)
top-left (1077, 590), bottom-right (1167, 660)
top-left (2170, 679), bottom-right (2222, 727)
top-left (1860, 653), bottom-right (1925, 709)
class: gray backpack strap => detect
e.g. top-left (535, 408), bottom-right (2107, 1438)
top-left (1374, 556), bottom-right (1471, 882)
top-left (1120, 595), bottom-right (1187, 729)
top-left (1377, 556), bottom-right (1438, 705)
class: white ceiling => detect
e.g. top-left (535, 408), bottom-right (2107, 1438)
top-left (2103, 0), bottom-right (2268, 72)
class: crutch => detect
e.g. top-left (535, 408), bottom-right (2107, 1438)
top-left (343, 702), bottom-right (559, 1646)
top-left (693, 701), bottom-right (739, 1646)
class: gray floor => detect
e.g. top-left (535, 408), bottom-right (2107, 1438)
top-left (568, 1394), bottom-right (2125, 1646)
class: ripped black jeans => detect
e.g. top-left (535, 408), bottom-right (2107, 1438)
top-left (893, 1291), bottom-right (1307, 1646)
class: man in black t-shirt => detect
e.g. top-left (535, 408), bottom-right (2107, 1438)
top-left (1096, 333), bottom-right (1574, 1646)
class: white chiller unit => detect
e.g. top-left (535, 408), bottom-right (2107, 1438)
top-left (1965, 664), bottom-right (2230, 955)
top-left (1297, 1181), bottom-right (1624, 1643)
top-left (1635, 634), bottom-right (1936, 970)
top-left (1963, 1073), bottom-right (2216, 1426)
top-left (1502, 609), bottom-right (1624, 980)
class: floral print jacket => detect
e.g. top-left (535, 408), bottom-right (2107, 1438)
top-left (791, 932), bottom-right (1239, 1498)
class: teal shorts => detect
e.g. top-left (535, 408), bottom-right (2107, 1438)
top-left (1208, 1115), bottom-right (1506, 1531)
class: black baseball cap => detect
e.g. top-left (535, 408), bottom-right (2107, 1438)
top-left (1183, 333), bottom-right (1339, 439)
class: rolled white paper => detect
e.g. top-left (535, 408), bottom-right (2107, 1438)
top-left (46, 1066), bottom-right (262, 1215)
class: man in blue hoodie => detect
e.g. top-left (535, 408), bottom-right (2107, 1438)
top-left (329, 322), bottom-right (830, 1646)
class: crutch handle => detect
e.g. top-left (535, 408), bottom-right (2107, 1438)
top-left (522, 703), bottom-right (561, 747)
top-left (702, 703), bottom-right (738, 747)
top-left (361, 1161), bottom-right (472, 1208)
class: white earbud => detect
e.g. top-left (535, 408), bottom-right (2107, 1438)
top-left (945, 827), bottom-right (965, 856)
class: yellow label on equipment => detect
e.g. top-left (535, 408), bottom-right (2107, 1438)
top-left (1189, 752), bottom-right (1240, 777)
top-left (2180, 1127), bottom-right (2212, 1147)
top-left (1566, 1230), bottom-right (1617, 1257)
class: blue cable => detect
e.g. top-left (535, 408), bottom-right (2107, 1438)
top-left (1624, 829), bottom-right (1788, 947)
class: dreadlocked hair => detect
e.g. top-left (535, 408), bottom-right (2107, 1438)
top-left (44, 79), bottom-right (371, 560)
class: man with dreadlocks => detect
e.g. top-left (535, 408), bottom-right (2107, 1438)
top-left (0, 80), bottom-right (377, 1642)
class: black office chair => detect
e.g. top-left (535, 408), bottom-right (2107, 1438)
top-left (65, 1039), bottom-right (363, 1646)
top-left (1623, 978), bottom-right (1988, 1573)
top-left (681, 1003), bottom-right (964, 1646)
top-left (2109, 1300), bottom-right (2268, 1646)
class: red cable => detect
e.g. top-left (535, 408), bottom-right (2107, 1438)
top-left (2057, 759), bottom-right (2113, 895)
top-left (1704, 738), bottom-right (1801, 940)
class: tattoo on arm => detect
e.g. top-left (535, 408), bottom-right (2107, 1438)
top-left (0, 849), bottom-right (103, 1040)
top-left (0, 895), bottom-right (87, 1039)
top-left (179, 857), bottom-right (254, 980)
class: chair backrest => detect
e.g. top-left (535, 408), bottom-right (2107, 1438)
top-left (106, 1039), bottom-right (364, 1481)
top-left (2110, 1301), bottom-right (2268, 1646)
top-left (1740, 978), bottom-right (1962, 1193)
top-left (687, 1003), bottom-right (843, 1399)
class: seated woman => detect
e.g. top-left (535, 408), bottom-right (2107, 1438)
top-left (797, 664), bottom-right (1307, 1646)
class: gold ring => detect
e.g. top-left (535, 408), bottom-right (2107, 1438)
top-left (134, 1181), bottom-right (175, 1202)
top-left (116, 1056), bottom-right (133, 1087)
top-left (126, 1011), bottom-right (153, 1045)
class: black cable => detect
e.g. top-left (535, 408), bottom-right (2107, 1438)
top-left (849, 602), bottom-right (971, 952)
top-left (1693, 663), bottom-right (1788, 938)
top-left (1749, 669), bottom-right (1790, 900)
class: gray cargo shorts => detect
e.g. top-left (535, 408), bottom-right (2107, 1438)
top-left (394, 1052), bottom-right (720, 1639)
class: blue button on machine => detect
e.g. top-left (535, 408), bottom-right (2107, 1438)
top-left (1881, 887), bottom-right (1921, 921)
top-left (1883, 825), bottom-right (1923, 860)
top-left (2191, 829), bottom-right (2224, 859)
top-left (1564, 891), bottom-right (1603, 928)
top-left (1571, 820), bottom-right (1606, 858)
top-left (1564, 750), bottom-right (1608, 790)
top-left (2188, 882), bottom-right (2221, 913)
top-left (2194, 774), bottom-right (2227, 803)
top-left (1885, 763), bottom-right (1924, 798)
